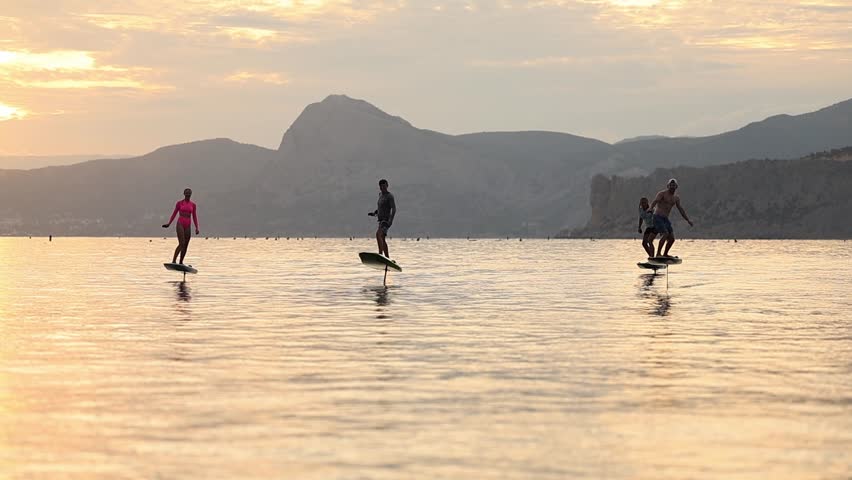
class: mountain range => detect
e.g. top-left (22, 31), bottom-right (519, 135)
top-left (1, 95), bottom-right (851, 237)
top-left (569, 147), bottom-right (852, 239)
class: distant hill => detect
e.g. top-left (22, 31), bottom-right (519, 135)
top-left (567, 147), bottom-right (852, 239)
top-left (0, 154), bottom-right (130, 170)
top-left (0, 95), bottom-right (851, 236)
top-left (612, 99), bottom-right (852, 169)
top-left (256, 95), bottom-right (620, 235)
top-left (615, 135), bottom-right (672, 145)
top-left (0, 139), bottom-right (275, 235)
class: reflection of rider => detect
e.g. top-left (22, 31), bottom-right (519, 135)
top-left (364, 286), bottom-right (392, 319)
top-left (176, 281), bottom-right (191, 302)
top-left (374, 287), bottom-right (390, 307)
top-left (639, 275), bottom-right (671, 316)
top-left (652, 292), bottom-right (670, 317)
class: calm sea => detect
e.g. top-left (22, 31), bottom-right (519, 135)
top-left (0, 238), bottom-right (850, 479)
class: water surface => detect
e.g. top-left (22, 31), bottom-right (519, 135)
top-left (0, 238), bottom-right (850, 479)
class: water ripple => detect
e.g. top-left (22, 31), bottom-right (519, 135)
top-left (0, 238), bottom-right (850, 479)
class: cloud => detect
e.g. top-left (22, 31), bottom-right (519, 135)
top-left (0, 50), bottom-right (95, 71)
top-left (577, 0), bottom-right (852, 53)
top-left (217, 26), bottom-right (281, 42)
top-left (224, 71), bottom-right (289, 85)
top-left (0, 0), bottom-right (850, 154)
top-left (470, 56), bottom-right (592, 68)
top-left (76, 0), bottom-right (396, 43)
top-left (0, 102), bottom-right (27, 121)
top-left (0, 49), bottom-right (170, 91)
top-left (20, 78), bottom-right (168, 90)
top-left (79, 13), bottom-right (169, 32)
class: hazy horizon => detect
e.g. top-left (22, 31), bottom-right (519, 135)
top-left (2, 1), bottom-right (851, 157)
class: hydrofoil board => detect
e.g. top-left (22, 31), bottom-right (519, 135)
top-left (164, 263), bottom-right (198, 274)
top-left (647, 256), bottom-right (682, 266)
top-left (359, 252), bottom-right (402, 272)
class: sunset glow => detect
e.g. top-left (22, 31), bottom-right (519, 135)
top-left (0, 0), bottom-right (849, 155)
top-left (605, 0), bottom-right (663, 6)
top-left (0, 103), bottom-right (26, 121)
top-left (224, 71), bottom-right (289, 85)
top-left (0, 51), bottom-right (95, 71)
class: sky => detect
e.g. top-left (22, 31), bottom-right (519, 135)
top-left (0, 0), bottom-right (850, 156)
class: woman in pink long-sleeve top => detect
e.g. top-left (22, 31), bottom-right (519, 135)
top-left (162, 188), bottom-right (199, 264)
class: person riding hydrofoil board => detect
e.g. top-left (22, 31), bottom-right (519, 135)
top-left (649, 178), bottom-right (693, 258)
top-left (368, 179), bottom-right (396, 259)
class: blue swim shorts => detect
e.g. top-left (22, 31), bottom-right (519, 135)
top-left (653, 214), bottom-right (673, 235)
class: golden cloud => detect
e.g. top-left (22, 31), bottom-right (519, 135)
top-left (81, 13), bottom-right (169, 31)
top-left (605, 0), bottom-right (664, 6)
top-left (692, 36), bottom-right (800, 51)
top-left (78, 0), bottom-right (392, 35)
top-left (21, 79), bottom-right (169, 90)
top-left (574, 0), bottom-right (852, 52)
top-left (471, 56), bottom-right (591, 68)
top-left (0, 51), bottom-right (95, 71)
top-left (0, 102), bottom-right (27, 121)
top-left (219, 26), bottom-right (279, 42)
top-left (224, 71), bottom-right (289, 85)
top-left (214, 26), bottom-right (312, 45)
top-left (0, 49), bottom-right (170, 92)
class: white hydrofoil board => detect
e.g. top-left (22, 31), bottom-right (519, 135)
top-left (637, 262), bottom-right (667, 271)
top-left (359, 252), bottom-right (402, 272)
top-left (647, 256), bottom-right (682, 266)
top-left (164, 263), bottom-right (198, 274)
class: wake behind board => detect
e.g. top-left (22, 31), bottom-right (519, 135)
top-left (164, 263), bottom-right (198, 274)
top-left (647, 256), bottom-right (682, 266)
top-left (359, 252), bottom-right (402, 272)
top-left (638, 262), bottom-right (666, 271)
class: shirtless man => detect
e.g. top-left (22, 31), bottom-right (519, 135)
top-left (650, 178), bottom-right (693, 258)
